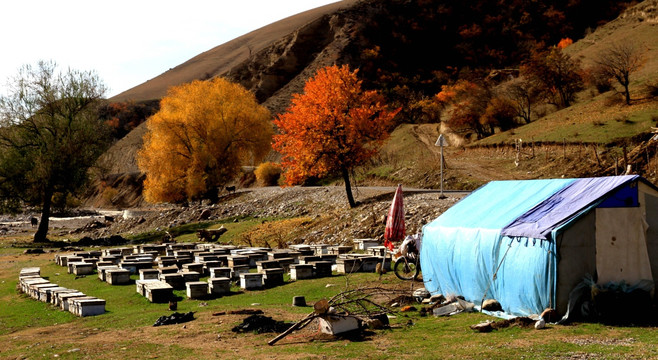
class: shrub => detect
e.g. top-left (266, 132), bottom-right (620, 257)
top-left (102, 187), bottom-right (119, 205)
top-left (647, 80), bottom-right (658, 98)
top-left (255, 162), bottom-right (282, 186)
top-left (584, 65), bottom-right (612, 94)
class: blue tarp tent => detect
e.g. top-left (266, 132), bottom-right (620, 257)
top-left (420, 175), bottom-right (658, 317)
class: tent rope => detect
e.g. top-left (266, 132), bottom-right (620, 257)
top-left (480, 241), bottom-right (513, 312)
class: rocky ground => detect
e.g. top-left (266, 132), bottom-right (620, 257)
top-left (0, 186), bottom-right (466, 247)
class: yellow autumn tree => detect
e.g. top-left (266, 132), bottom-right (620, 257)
top-left (137, 78), bottom-right (272, 203)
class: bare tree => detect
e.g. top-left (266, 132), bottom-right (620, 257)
top-left (595, 41), bottom-right (645, 105)
top-left (503, 77), bottom-right (541, 124)
top-left (522, 47), bottom-right (583, 108)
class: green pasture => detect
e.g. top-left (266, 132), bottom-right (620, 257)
top-left (1, 248), bottom-right (657, 359)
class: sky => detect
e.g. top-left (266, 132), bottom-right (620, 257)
top-left (0, 0), bottom-right (338, 97)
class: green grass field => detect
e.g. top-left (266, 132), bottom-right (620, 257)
top-left (2, 248), bottom-right (657, 359)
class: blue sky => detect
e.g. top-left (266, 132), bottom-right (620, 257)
top-left (0, 0), bottom-right (337, 97)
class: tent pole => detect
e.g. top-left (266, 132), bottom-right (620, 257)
top-left (480, 241), bottom-right (513, 312)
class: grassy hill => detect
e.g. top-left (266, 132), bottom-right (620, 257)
top-left (368, 0), bottom-right (658, 191)
top-left (477, 0), bottom-right (658, 146)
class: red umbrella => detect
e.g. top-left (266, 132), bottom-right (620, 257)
top-left (384, 184), bottom-right (405, 251)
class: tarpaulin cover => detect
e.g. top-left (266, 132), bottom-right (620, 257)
top-left (420, 175), bottom-right (650, 316)
top-left (420, 179), bottom-right (573, 315)
top-left (502, 175), bottom-right (639, 239)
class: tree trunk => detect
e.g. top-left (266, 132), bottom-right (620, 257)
top-left (624, 84), bottom-right (631, 105)
top-left (341, 167), bottom-right (356, 208)
top-left (34, 187), bottom-right (53, 243)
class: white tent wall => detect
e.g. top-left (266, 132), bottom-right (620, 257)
top-left (640, 183), bottom-right (658, 290)
top-left (556, 211), bottom-right (597, 316)
top-left (595, 207), bottom-right (652, 284)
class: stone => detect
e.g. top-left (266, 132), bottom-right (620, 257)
top-left (535, 318), bottom-right (546, 329)
top-left (482, 299), bottom-right (503, 312)
top-left (429, 294), bottom-right (445, 303)
top-left (292, 296), bottom-right (306, 306)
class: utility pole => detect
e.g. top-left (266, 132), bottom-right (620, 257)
top-left (435, 134), bottom-right (448, 199)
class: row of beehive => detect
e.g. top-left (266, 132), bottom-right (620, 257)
top-left (51, 241), bottom-right (391, 302)
top-left (18, 267), bottom-right (106, 317)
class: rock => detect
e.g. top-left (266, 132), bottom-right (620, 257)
top-left (429, 294), bottom-right (445, 303)
top-left (292, 296), bottom-right (306, 306)
top-left (364, 313), bottom-right (389, 329)
top-left (470, 321), bottom-right (494, 332)
top-left (198, 209), bottom-right (212, 221)
top-left (23, 248), bottom-right (45, 254)
top-left (482, 299), bottom-right (503, 312)
top-left (534, 318), bottom-right (546, 329)
top-left (413, 288), bottom-right (430, 301)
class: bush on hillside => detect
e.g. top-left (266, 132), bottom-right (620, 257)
top-left (584, 65), bottom-right (613, 94)
top-left (255, 162), bottom-right (282, 186)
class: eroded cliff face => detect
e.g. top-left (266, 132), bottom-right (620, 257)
top-left (225, 12), bottom-right (357, 115)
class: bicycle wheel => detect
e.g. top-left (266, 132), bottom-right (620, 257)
top-left (394, 257), bottom-right (419, 281)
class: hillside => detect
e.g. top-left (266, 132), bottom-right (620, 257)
top-left (91, 0), bottom-right (657, 208)
top-left (111, 1), bottom-right (357, 103)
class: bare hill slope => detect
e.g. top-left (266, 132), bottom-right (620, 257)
top-left (111, 0), bottom-right (356, 103)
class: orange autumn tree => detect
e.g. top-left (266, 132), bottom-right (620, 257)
top-left (273, 65), bottom-right (399, 208)
top-left (138, 78), bottom-right (272, 203)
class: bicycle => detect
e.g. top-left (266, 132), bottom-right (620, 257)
top-left (393, 234), bottom-right (421, 281)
